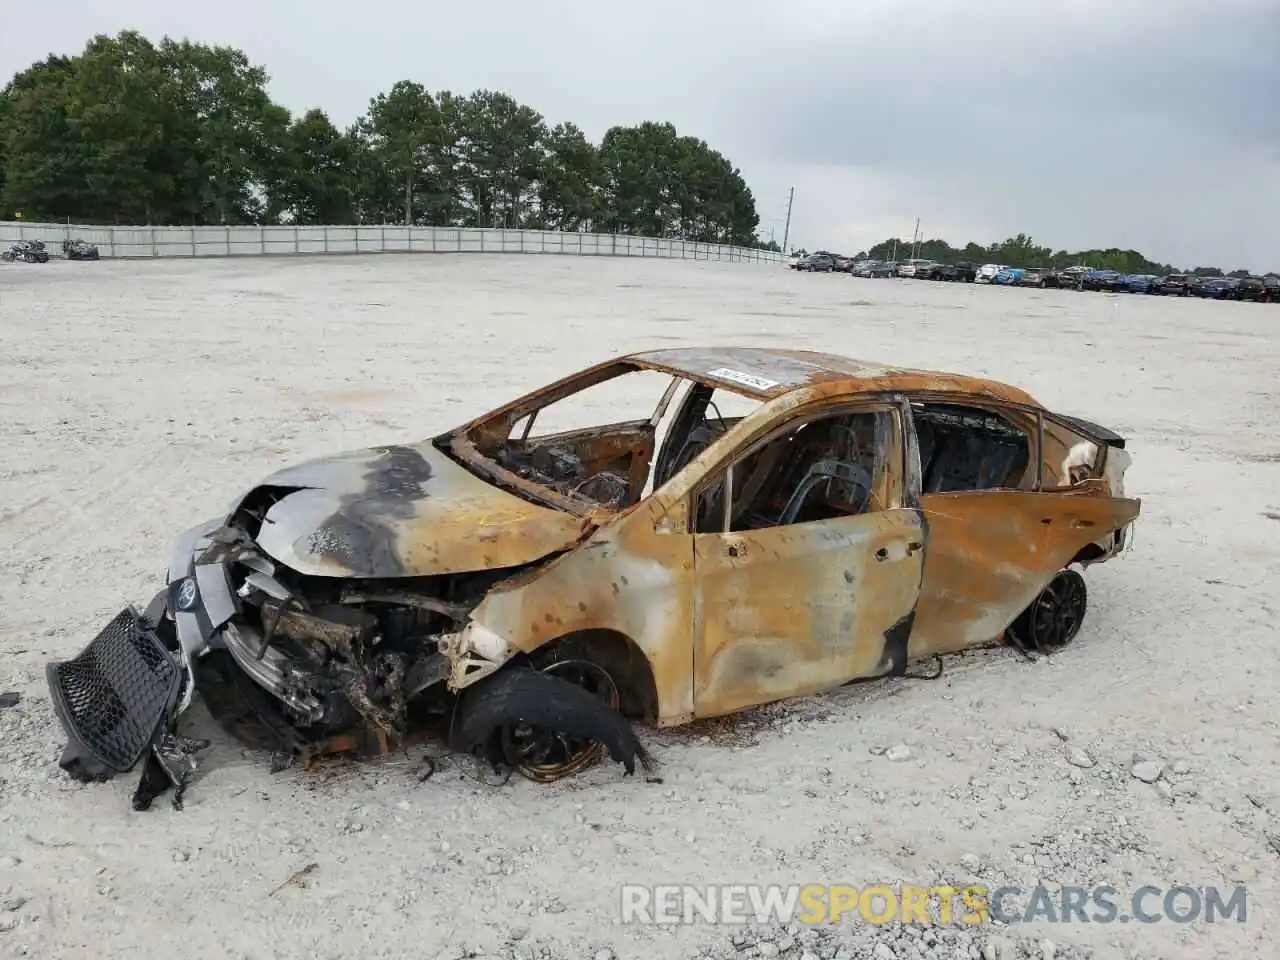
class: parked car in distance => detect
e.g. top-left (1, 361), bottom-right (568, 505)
top-left (63, 238), bottom-right (101, 261)
top-left (1013, 266), bottom-right (1052, 288)
top-left (994, 267), bottom-right (1026, 285)
top-left (1081, 269), bottom-right (1123, 292)
top-left (897, 258), bottom-right (935, 279)
top-left (975, 264), bottom-right (1003, 283)
top-left (1234, 277), bottom-right (1268, 302)
top-left (1054, 266), bottom-right (1090, 289)
top-left (871, 261), bottom-right (899, 278)
top-left (1122, 274), bottom-right (1159, 294)
top-left (850, 260), bottom-right (878, 278)
top-left (797, 254), bottom-right (837, 273)
top-left (1192, 278), bottom-right (1234, 300)
top-left (1153, 274), bottom-right (1194, 296)
top-left (1263, 275), bottom-right (1280, 302)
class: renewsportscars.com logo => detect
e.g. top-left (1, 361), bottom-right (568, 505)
top-left (619, 884), bottom-right (1248, 926)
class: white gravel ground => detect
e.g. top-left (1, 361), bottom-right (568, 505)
top-left (0, 255), bottom-right (1276, 960)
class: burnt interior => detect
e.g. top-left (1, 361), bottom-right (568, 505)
top-left (694, 410), bottom-right (887, 533)
top-left (478, 381), bottom-right (752, 511)
top-left (913, 403), bottom-right (1031, 493)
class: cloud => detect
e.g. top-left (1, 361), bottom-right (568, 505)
top-left (3, 0), bottom-right (1277, 269)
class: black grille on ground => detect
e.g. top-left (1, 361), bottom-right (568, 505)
top-left (47, 608), bottom-right (181, 773)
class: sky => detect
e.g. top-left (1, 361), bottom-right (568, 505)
top-left (3, 0), bottom-right (1278, 271)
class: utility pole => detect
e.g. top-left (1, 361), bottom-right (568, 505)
top-left (911, 217), bottom-right (921, 259)
top-left (781, 187), bottom-right (794, 254)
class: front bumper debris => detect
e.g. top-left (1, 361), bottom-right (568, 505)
top-left (47, 606), bottom-right (182, 776)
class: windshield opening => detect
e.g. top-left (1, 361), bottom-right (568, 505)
top-left (441, 362), bottom-right (765, 514)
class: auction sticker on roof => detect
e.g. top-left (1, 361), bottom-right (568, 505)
top-left (708, 367), bottom-right (780, 390)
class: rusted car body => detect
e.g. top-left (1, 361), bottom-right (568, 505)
top-left (47, 348), bottom-right (1140, 807)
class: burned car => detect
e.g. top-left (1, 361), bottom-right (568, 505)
top-left (47, 348), bottom-right (1141, 808)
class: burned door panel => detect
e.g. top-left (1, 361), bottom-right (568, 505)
top-left (908, 491), bottom-right (1142, 658)
top-left (691, 509), bottom-right (925, 718)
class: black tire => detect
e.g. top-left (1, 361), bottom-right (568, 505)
top-left (23, 252), bottom-right (36, 263)
top-left (1007, 569), bottom-right (1088, 654)
top-left (450, 667), bottom-right (653, 780)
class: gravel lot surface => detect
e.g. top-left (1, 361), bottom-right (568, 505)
top-left (0, 254), bottom-right (1276, 960)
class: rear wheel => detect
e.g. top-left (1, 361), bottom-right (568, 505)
top-left (1007, 569), bottom-right (1088, 654)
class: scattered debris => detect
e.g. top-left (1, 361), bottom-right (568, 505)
top-left (0, 693), bottom-right (20, 710)
top-left (884, 744), bottom-right (913, 762)
top-left (1130, 760), bottom-right (1164, 784)
top-left (1066, 747), bottom-right (1096, 769)
top-left (268, 862), bottom-right (318, 897)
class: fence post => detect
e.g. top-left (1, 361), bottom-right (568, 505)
top-left (226, 225), bottom-right (231, 256)
top-left (294, 226), bottom-right (300, 255)
top-left (521, 230), bottom-right (525, 254)
top-left (541, 231), bottom-right (546, 254)
top-left (481, 230), bottom-right (485, 253)
top-left (324, 225), bottom-right (329, 253)
top-left (17, 222), bottom-right (24, 242)
top-left (381, 224), bottom-right (386, 253)
top-left (191, 226), bottom-right (197, 257)
top-left (260, 226), bottom-right (265, 255)
top-left (151, 226), bottom-right (157, 258)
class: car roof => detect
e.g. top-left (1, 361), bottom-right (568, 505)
top-left (623, 347), bottom-right (1042, 406)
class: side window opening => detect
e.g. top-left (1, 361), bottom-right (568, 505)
top-left (1040, 418), bottom-right (1104, 489)
top-left (693, 408), bottom-right (893, 534)
top-left (912, 402), bottom-right (1032, 493)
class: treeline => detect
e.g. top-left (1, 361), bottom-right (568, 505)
top-left (845, 233), bottom-right (1267, 278)
top-left (0, 32), bottom-right (764, 246)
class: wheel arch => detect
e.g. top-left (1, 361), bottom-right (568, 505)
top-left (528, 629), bottom-right (660, 725)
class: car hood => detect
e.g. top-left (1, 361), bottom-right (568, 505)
top-left (242, 441), bottom-right (590, 578)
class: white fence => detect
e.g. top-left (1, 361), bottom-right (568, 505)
top-left (0, 220), bottom-right (783, 265)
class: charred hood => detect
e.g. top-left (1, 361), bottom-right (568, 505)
top-left (235, 442), bottom-right (588, 578)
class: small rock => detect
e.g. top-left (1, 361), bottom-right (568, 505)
top-left (758, 943), bottom-right (780, 958)
top-left (1066, 748), bottom-right (1095, 769)
top-left (885, 744), bottom-right (912, 762)
top-left (0, 692), bottom-right (20, 710)
top-left (2, 897), bottom-right (28, 912)
top-left (1171, 759), bottom-right (1190, 776)
top-left (982, 938), bottom-right (1010, 960)
top-left (1051, 727), bottom-right (1069, 742)
top-left (778, 935), bottom-right (795, 951)
top-left (1038, 939), bottom-right (1057, 960)
top-left (1156, 780), bottom-right (1175, 801)
top-left (873, 944), bottom-right (895, 960)
top-left (1131, 761), bottom-right (1164, 784)
top-left (594, 950), bottom-right (614, 960)
top-left (960, 853), bottom-right (982, 872)
top-left (173, 851), bottom-right (189, 863)
top-left (1009, 783), bottom-right (1028, 800)
top-left (0, 857), bottom-right (20, 870)
top-left (869, 745), bottom-right (888, 756)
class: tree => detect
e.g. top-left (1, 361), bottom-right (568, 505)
top-left (536, 122), bottom-right (599, 231)
top-left (0, 30), bottom-right (767, 248)
top-left (271, 109), bottom-right (359, 224)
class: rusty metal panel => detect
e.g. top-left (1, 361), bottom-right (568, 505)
top-left (690, 508), bottom-right (925, 719)
top-left (464, 496), bottom-right (698, 724)
top-left (626, 347), bottom-right (1043, 407)
top-left (252, 442), bottom-right (589, 578)
top-left (909, 491), bottom-right (1142, 658)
